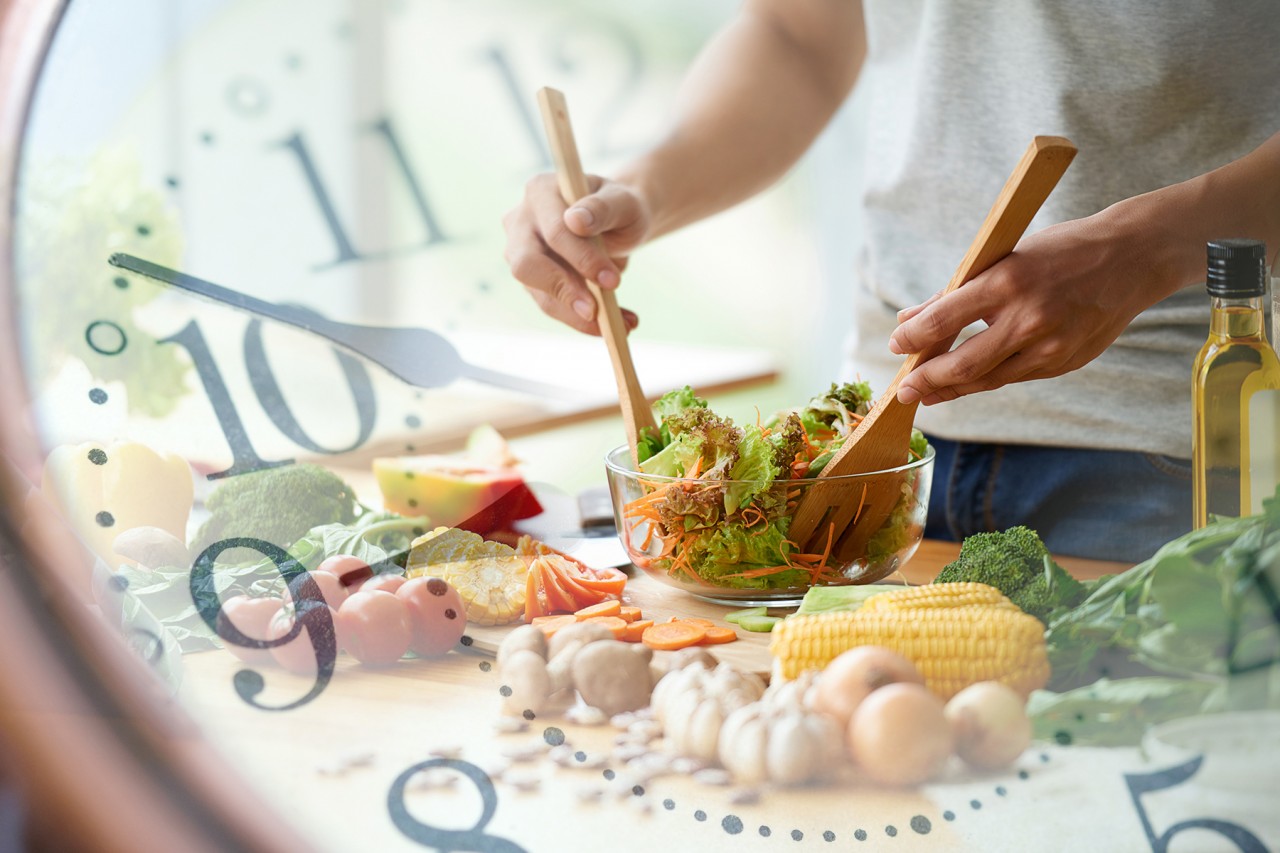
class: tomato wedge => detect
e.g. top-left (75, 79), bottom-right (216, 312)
top-left (538, 561), bottom-right (580, 614)
top-left (524, 563), bottom-right (550, 622)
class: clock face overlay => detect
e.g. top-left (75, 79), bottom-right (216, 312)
top-left (13, 2), bottom-right (1277, 852)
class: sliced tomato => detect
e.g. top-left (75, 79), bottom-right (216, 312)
top-left (573, 566), bottom-right (628, 597)
top-left (538, 561), bottom-right (580, 614)
top-left (524, 564), bottom-right (550, 622)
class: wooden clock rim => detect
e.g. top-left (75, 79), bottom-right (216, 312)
top-left (0, 2), bottom-right (315, 851)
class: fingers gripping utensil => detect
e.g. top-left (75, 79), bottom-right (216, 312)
top-left (789, 136), bottom-right (1077, 567)
top-left (536, 86), bottom-right (657, 464)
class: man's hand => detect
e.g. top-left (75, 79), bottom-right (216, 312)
top-left (501, 173), bottom-right (648, 336)
top-left (888, 204), bottom-right (1173, 405)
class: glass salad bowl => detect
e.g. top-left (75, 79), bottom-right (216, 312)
top-left (605, 443), bottom-right (934, 605)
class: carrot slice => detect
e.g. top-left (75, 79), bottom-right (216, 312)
top-left (575, 600), bottom-right (622, 621)
top-left (531, 614), bottom-right (577, 637)
top-left (671, 617), bottom-right (717, 629)
top-left (618, 606), bottom-right (643, 624)
top-left (621, 619), bottom-right (654, 642)
top-left (584, 615), bottom-right (629, 639)
top-left (699, 626), bottom-right (738, 645)
top-left (539, 561), bottom-right (581, 614)
top-left (642, 621), bottom-right (707, 650)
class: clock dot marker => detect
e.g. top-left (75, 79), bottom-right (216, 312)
top-left (405, 415), bottom-right (421, 429)
top-left (285, 54), bottom-right (302, 70)
top-left (85, 320), bottom-right (128, 356)
top-left (88, 388), bottom-right (108, 405)
top-left (87, 449), bottom-right (108, 466)
top-left (165, 176), bottom-right (179, 189)
top-left (95, 511), bottom-right (115, 528)
top-left (199, 131), bottom-right (215, 145)
top-left (226, 77), bottom-right (270, 117)
top-left (136, 224), bottom-right (151, 237)
top-left (112, 276), bottom-right (129, 290)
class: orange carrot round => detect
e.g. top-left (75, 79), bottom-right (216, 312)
top-left (584, 615), bottom-right (629, 639)
top-left (574, 600), bottom-right (622, 621)
top-left (621, 619), bottom-right (654, 642)
top-left (531, 614), bottom-right (577, 637)
top-left (642, 621), bottom-right (707, 650)
top-left (699, 626), bottom-right (738, 645)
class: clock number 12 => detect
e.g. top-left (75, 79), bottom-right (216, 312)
top-left (279, 117), bottom-right (449, 270)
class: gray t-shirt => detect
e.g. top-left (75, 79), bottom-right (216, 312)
top-left (847, 0), bottom-right (1280, 458)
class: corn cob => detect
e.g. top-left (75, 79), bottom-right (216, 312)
top-left (769, 583), bottom-right (1049, 699)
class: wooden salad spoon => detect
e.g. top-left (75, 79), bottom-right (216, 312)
top-left (789, 136), bottom-right (1078, 568)
top-left (536, 86), bottom-right (657, 465)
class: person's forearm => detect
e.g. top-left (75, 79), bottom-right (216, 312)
top-left (1120, 131), bottom-right (1280, 299)
top-left (614, 0), bottom-right (864, 241)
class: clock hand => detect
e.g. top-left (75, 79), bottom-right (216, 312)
top-left (108, 254), bottom-right (583, 401)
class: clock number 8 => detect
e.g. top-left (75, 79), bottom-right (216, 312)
top-left (190, 537), bottom-right (336, 711)
top-left (387, 759), bottom-right (526, 853)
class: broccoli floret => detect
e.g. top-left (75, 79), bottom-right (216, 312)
top-left (193, 463), bottom-right (362, 556)
top-left (934, 526), bottom-right (1086, 622)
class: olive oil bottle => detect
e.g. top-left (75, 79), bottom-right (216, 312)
top-left (1192, 239), bottom-right (1280, 528)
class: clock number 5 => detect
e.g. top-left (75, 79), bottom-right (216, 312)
top-left (1125, 756), bottom-right (1267, 852)
top-left (279, 117), bottom-right (449, 270)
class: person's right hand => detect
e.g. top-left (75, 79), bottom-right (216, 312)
top-left (502, 173), bottom-right (650, 335)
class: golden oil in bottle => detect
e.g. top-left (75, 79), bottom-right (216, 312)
top-left (1192, 239), bottom-right (1280, 528)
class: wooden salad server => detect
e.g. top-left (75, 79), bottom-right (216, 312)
top-left (537, 86), bottom-right (657, 465)
top-left (789, 136), bottom-right (1077, 567)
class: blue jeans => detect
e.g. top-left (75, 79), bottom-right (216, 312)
top-left (922, 435), bottom-right (1193, 564)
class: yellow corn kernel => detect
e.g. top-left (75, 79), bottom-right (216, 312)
top-left (860, 581), bottom-right (1017, 612)
top-left (768, 602), bottom-right (1050, 700)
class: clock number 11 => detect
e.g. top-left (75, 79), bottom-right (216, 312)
top-left (279, 117), bottom-right (449, 270)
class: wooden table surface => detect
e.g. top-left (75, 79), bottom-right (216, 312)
top-left (173, 541), bottom-right (1136, 853)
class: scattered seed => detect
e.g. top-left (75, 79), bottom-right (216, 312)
top-left (504, 771), bottom-right (541, 792)
top-left (728, 788), bottom-right (761, 806)
top-left (426, 745), bottom-right (463, 759)
top-left (672, 757), bottom-right (706, 775)
top-left (692, 768), bottom-right (732, 787)
top-left (315, 751), bottom-right (375, 777)
top-left (628, 720), bottom-right (663, 742)
top-left (493, 717), bottom-right (529, 735)
top-left (501, 739), bottom-right (549, 762)
top-left (611, 712), bottom-right (639, 730)
top-left (565, 705), bottom-right (609, 726)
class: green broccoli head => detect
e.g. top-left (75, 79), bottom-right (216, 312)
top-left (935, 526), bottom-right (1086, 622)
top-left (193, 463), bottom-right (362, 556)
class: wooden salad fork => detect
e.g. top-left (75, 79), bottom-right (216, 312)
top-left (789, 136), bottom-right (1078, 569)
top-left (537, 87), bottom-right (657, 466)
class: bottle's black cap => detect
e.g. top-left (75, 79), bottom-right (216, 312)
top-left (1206, 239), bottom-right (1267, 297)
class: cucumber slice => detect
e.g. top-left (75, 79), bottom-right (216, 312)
top-left (724, 606), bottom-right (767, 625)
top-left (737, 614), bottom-right (782, 633)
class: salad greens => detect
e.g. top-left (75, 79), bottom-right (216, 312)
top-left (1028, 488), bottom-right (1280, 745)
top-left (623, 384), bottom-right (930, 590)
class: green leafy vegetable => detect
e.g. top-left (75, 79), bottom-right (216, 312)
top-left (191, 463), bottom-right (363, 556)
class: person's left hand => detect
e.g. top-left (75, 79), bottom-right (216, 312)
top-left (887, 205), bottom-right (1176, 405)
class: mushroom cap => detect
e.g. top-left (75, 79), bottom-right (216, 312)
top-left (571, 641), bottom-right (653, 717)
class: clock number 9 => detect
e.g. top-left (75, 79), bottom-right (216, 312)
top-left (190, 537), bottom-right (336, 711)
top-left (387, 758), bottom-right (526, 853)
top-left (1125, 756), bottom-right (1267, 852)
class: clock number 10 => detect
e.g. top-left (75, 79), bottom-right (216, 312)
top-left (279, 118), bottom-right (449, 270)
top-left (161, 318), bottom-right (377, 480)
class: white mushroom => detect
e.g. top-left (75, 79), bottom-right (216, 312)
top-left (500, 649), bottom-right (554, 717)
top-left (571, 642), bottom-right (654, 717)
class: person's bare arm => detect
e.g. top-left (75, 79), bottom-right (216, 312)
top-left (502, 0), bottom-right (865, 334)
top-left (889, 130), bottom-right (1280, 405)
